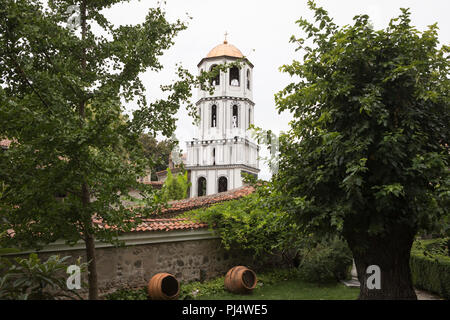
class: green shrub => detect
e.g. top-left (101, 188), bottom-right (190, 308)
top-left (160, 168), bottom-right (190, 201)
top-left (410, 238), bottom-right (450, 299)
top-left (184, 188), bottom-right (307, 261)
top-left (419, 238), bottom-right (449, 257)
top-left (0, 253), bottom-right (86, 300)
top-left (298, 238), bottom-right (352, 283)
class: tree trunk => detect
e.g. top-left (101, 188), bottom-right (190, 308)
top-left (85, 232), bottom-right (99, 300)
top-left (345, 223), bottom-right (417, 300)
top-left (81, 180), bottom-right (98, 300)
top-left (78, 0), bottom-right (98, 300)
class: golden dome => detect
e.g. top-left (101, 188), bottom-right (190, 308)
top-left (206, 40), bottom-right (244, 58)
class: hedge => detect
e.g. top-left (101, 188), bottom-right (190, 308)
top-left (410, 241), bottom-right (450, 300)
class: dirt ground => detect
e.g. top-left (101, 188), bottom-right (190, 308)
top-left (415, 289), bottom-right (442, 300)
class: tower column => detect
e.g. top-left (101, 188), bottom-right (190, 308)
top-left (186, 39), bottom-right (259, 197)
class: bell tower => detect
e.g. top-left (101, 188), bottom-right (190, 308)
top-left (185, 37), bottom-right (259, 197)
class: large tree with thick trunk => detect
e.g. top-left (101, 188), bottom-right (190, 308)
top-left (0, 0), bottom-right (219, 299)
top-left (274, 1), bottom-right (449, 299)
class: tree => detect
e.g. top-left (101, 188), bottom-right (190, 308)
top-left (138, 134), bottom-right (173, 180)
top-left (160, 167), bottom-right (190, 201)
top-left (0, 0), bottom-right (215, 299)
top-left (274, 1), bottom-right (449, 299)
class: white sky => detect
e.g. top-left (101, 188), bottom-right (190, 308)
top-left (101, 0), bottom-right (450, 180)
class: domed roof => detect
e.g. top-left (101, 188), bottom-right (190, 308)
top-left (206, 40), bottom-right (243, 58)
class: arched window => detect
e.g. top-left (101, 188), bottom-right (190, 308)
top-left (232, 105), bottom-right (239, 128)
top-left (212, 147), bottom-right (216, 165)
top-left (210, 64), bottom-right (220, 86)
top-left (248, 107), bottom-right (251, 128)
top-left (247, 69), bottom-right (251, 90)
top-left (211, 105), bottom-right (217, 127)
top-left (218, 176), bottom-right (228, 193)
top-left (229, 66), bottom-right (240, 86)
top-left (198, 177), bottom-right (206, 197)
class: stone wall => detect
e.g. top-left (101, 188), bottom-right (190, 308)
top-left (10, 229), bottom-right (284, 297)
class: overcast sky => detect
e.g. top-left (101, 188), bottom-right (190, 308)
top-left (101, 0), bottom-right (450, 180)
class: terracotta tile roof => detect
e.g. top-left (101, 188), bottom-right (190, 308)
top-left (92, 216), bottom-right (207, 232)
top-left (0, 139), bottom-right (12, 148)
top-left (132, 218), bottom-right (208, 232)
top-left (128, 185), bottom-right (254, 217)
top-left (148, 185), bottom-right (255, 218)
top-left (107, 186), bottom-right (255, 232)
top-left (6, 186), bottom-right (254, 236)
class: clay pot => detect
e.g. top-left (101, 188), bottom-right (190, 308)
top-left (147, 273), bottom-right (180, 300)
top-left (224, 266), bottom-right (257, 294)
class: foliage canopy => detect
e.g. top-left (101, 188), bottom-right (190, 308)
top-left (274, 0), bottom-right (449, 244)
top-left (0, 0), bottom-right (239, 299)
top-left (272, 0), bottom-right (449, 299)
top-left (160, 167), bottom-right (190, 201)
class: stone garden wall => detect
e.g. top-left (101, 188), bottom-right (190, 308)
top-left (10, 229), bottom-right (285, 297)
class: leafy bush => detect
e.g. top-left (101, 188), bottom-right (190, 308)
top-left (184, 185), bottom-right (307, 262)
top-left (185, 183), bottom-right (354, 282)
top-left (0, 253), bottom-right (86, 300)
top-left (410, 238), bottom-right (450, 299)
top-left (160, 168), bottom-right (190, 201)
top-left (417, 238), bottom-right (449, 257)
top-left (298, 238), bottom-right (353, 283)
top-left (0, 243), bottom-right (19, 256)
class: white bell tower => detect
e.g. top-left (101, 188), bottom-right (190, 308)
top-left (185, 37), bottom-right (259, 197)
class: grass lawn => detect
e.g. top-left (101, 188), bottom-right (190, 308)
top-left (104, 269), bottom-right (360, 300)
top-left (197, 278), bottom-right (359, 300)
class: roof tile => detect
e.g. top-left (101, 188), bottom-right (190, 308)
top-left (0, 139), bottom-right (12, 148)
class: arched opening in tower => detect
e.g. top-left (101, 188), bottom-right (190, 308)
top-left (229, 66), bottom-right (240, 86)
top-left (218, 176), bottom-right (228, 193)
top-left (247, 69), bottom-right (251, 90)
top-left (211, 105), bottom-right (217, 127)
top-left (232, 105), bottom-right (239, 128)
top-left (197, 177), bottom-right (207, 197)
top-left (210, 64), bottom-right (220, 86)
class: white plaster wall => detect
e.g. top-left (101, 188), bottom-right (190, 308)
top-left (197, 58), bottom-right (253, 101)
top-left (186, 53), bottom-right (258, 198)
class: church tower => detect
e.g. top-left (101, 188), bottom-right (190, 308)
top-left (185, 38), bottom-right (259, 197)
